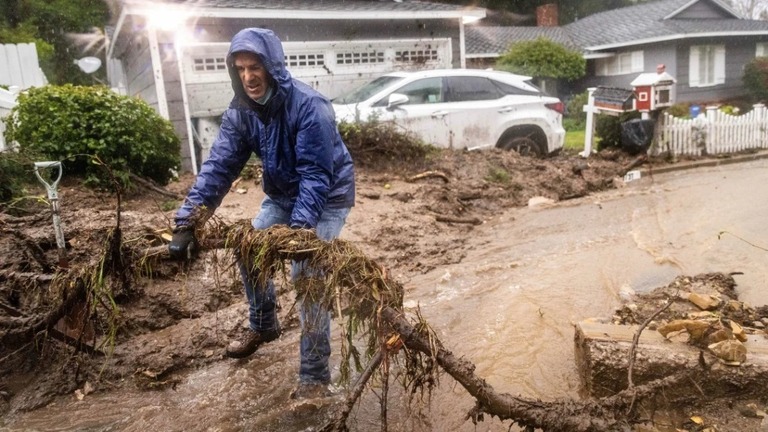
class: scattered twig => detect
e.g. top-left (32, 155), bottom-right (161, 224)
top-left (628, 296), bottom-right (674, 389)
top-left (230, 177), bottom-right (243, 191)
top-left (129, 173), bottom-right (182, 200)
top-left (718, 230), bottom-right (768, 252)
top-left (626, 295), bottom-right (674, 414)
top-left (435, 215), bottom-right (482, 225)
top-left (406, 170), bottom-right (450, 183)
top-left (622, 154), bottom-right (648, 172)
top-left (322, 349), bottom-right (385, 432)
top-left (0, 270), bottom-right (55, 283)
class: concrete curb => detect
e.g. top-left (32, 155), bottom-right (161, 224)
top-left (637, 150), bottom-right (768, 176)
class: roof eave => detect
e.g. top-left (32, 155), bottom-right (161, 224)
top-left (586, 30), bottom-right (768, 51)
top-left (466, 53), bottom-right (500, 59)
top-left (124, 3), bottom-right (485, 21)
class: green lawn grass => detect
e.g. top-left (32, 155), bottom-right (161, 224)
top-left (564, 129), bottom-right (585, 151)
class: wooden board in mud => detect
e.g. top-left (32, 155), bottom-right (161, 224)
top-left (574, 320), bottom-right (768, 399)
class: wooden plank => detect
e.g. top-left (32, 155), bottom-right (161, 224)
top-left (575, 320), bottom-right (768, 399)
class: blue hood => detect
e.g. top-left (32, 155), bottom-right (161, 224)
top-left (227, 28), bottom-right (290, 108)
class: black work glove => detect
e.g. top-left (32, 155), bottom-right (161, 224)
top-left (168, 226), bottom-right (196, 260)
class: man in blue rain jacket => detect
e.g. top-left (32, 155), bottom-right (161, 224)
top-left (169, 28), bottom-right (355, 399)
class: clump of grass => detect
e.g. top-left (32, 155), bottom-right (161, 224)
top-left (485, 166), bottom-right (511, 184)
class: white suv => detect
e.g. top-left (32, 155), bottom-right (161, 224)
top-left (332, 69), bottom-right (565, 156)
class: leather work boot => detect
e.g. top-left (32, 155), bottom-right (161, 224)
top-left (225, 328), bottom-right (281, 358)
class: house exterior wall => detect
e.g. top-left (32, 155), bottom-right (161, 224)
top-left (674, 37), bottom-right (765, 103)
top-left (672, 2), bottom-right (732, 19)
top-left (575, 36), bottom-right (768, 106)
top-left (121, 29), bottom-right (159, 112)
top-left (187, 17), bottom-right (462, 67)
top-left (156, 34), bottom-right (192, 168)
top-left (577, 44), bottom-right (676, 93)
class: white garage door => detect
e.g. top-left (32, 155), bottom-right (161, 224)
top-left (182, 38), bottom-right (452, 118)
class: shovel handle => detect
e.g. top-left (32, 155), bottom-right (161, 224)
top-left (34, 161), bottom-right (63, 200)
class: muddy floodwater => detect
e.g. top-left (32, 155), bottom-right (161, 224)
top-left (4, 158), bottom-right (768, 431)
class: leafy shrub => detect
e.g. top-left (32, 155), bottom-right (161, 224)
top-left (595, 111), bottom-right (641, 150)
top-left (496, 37), bottom-right (586, 81)
top-left (743, 57), bottom-right (768, 103)
top-left (665, 103), bottom-right (691, 118)
top-left (719, 104), bottom-right (741, 116)
top-left (0, 151), bottom-right (33, 203)
top-left (4, 85), bottom-right (180, 187)
top-left (564, 91), bottom-right (588, 130)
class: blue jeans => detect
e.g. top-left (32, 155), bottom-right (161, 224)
top-left (239, 196), bottom-right (350, 384)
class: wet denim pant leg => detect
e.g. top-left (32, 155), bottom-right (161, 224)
top-left (241, 196), bottom-right (350, 384)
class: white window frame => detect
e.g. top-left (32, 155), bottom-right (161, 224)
top-left (757, 42), bottom-right (768, 57)
top-left (595, 51), bottom-right (644, 76)
top-left (689, 44), bottom-right (725, 87)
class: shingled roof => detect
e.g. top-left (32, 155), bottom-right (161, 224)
top-left (123, 0), bottom-right (479, 14)
top-left (466, 0), bottom-right (768, 57)
top-left (466, 26), bottom-right (575, 58)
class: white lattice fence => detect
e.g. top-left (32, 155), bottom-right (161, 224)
top-left (655, 104), bottom-right (768, 156)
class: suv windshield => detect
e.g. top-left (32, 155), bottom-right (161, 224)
top-left (333, 76), bottom-right (404, 104)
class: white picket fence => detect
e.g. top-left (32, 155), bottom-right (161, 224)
top-left (0, 88), bottom-right (17, 152)
top-left (653, 104), bottom-right (768, 156)
top-left (1, 43), bottom-right (48, 152)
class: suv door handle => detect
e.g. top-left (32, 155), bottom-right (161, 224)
top-left (498, 107), bottom-right (516, 114)
top-left (431, 110), bottom-right (449, 119)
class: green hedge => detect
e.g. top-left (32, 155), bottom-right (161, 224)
top-left (4, 85), bottom-right (180, 187)
top-left (744, 57), bottom-right (768, 103)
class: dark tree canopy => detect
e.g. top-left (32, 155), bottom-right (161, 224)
top-left (0, 0), bottom-right (110, 85)
top-left (431, 0), bottom-right (654, 24)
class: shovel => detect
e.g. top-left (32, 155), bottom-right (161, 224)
top-left (33, 161), bottom-right (68, 268)
top-left (33, 161), bottom-right (95, 350)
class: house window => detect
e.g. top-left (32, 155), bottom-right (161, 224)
top-left (395, 49), bottom-right (439, 65)
top-left (285, 53), bottom-right (325, 68)
top-left (336, 51), bottom-right (385, 65)
top-left (193, 56), bottom-right (227, 72)
top-left (689, 45), bottom-right (725, 87)
top-left (757, 42), bottom-right (768, 57)
top-left (595, 51), bottom-right (643, 76)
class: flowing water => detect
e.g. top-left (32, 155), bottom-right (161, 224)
top-left (4, 159), bottom-right (768, 431)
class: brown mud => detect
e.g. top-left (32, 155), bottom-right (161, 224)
top-left (1, 148), bottom-right (766, 431)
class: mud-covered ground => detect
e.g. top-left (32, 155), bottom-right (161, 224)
top-left (1, 147), bottom-right (766, 431)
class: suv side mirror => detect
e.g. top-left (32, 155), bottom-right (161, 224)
top-left (387, 93), bottom-right (409, 110)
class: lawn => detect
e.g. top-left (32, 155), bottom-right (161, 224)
top-left (564, 129), bottom-right (585, 151)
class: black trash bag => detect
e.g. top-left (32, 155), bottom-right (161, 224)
top-left (620, 118), bottom-right (655, 155)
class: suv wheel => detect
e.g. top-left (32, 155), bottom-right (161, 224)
top-left (500, 136), bottom-right (542, 157)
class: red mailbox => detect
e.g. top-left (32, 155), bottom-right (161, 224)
top-left (631, 64), bottom-right (676, 113)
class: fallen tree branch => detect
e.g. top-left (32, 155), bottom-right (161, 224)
top-left (378, 307), bottom-right (704, 432)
